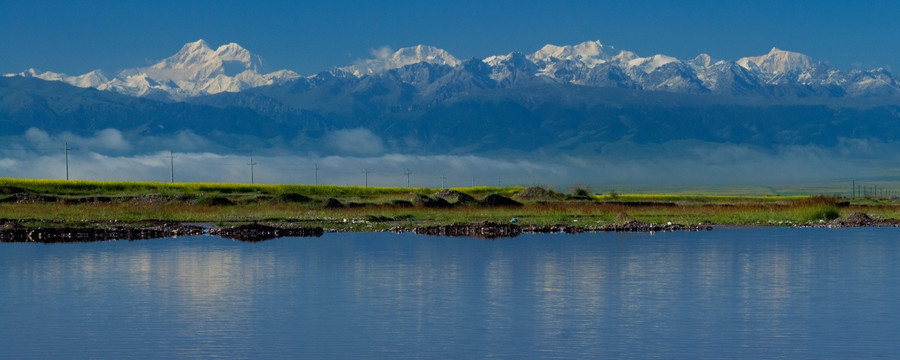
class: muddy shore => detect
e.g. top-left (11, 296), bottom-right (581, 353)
top-left (1, 211), bottom-right (897, 243)
top-left (0, 218), bottom-right (710, 243)
top-left (413, 220), bottom-right (713, 239)
top-left (0, 222), bottom-right (206, 243)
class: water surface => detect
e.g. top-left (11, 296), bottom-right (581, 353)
top-left (2, 228), bottom-right (898, 359)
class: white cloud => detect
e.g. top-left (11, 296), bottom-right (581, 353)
top-left (25, 128), bottom-right (52, 145)
top-left (371, 46), bottom-right (393, 60)
top-left (135, 130), bottom-right (214, 152)
top-left (61, 128), bottom-right (131, 151)
top-left (0, 158), bottom-right (17, 168)
top-left (325, 128), bottom-right (384, 155)
top-left (23, 127), bottom-right (132, 152)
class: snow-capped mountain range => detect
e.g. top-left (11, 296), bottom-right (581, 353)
top-left (7, 40), bottom-right (300, 100)
top-left (6, 39), bottom-right (900, 100)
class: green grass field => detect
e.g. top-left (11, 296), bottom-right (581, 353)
top-left (2, 178), bottom-right (898, 231)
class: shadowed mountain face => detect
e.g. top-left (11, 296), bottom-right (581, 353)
top-left (4, 69), bottom-right (900, 155)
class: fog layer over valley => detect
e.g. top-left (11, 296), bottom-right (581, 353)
top-left (1, 126), bottom-right (889, 190)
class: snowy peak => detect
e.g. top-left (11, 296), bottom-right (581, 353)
top-left (530, 40), bottom-right (610, 67)
top-left (688, 54), bottom-right (714, 68)
top-left (9, 40), bottom-right (298, 100)
top-left (737, 47), bottom-right (813, 75)
top-left (158, 39), bottom-right (213, 69)
top-left (483, 51), bottom-right (540, 83)
top-left (7, 68), bottom-right (109, 88)
top-left (121, 40), bottom-right (292, 98)
top-left (213, 42), bottom-right (264, 72)
top-left (612, 50), bottom-right (639, 63)
top-left (392, 45), bottom-right (459, 67)
top-left (626, 54), bottom-right (680, 74)
top-left (341, 45), bottom-right (461, 77)
top-left (486, 43), bottom-right (897, 96)
top-left (184, 39), bottom-right (211, 52)
top-left (146, 39), bottom-right (263, 77)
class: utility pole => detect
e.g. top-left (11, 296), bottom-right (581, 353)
top-left (852, 180), bottom-right (856, 198)
top-left (364, 168), bottom-right (371, 187)
top-left (314, 163), bottom-right (319, 185)
top-left (248, 157), bottom-right (257, 184)
top-left (441, 174), bottom-right (446, 189)
top-left (64, 142), bottom-right (70, 180)
top-left (471, 176), bottom-right (475, 188)
top-left (405, 168), bottom-right (412, 187)
top-left (170, 151), bottom-right (175, 183)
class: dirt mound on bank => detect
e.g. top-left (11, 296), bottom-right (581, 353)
top-left (433, 189), bottom-right (475, 204)
top-left (830, 212), bottom-right (875, 227)
top-left (846, 212), bottom-right (873, 222)
top-left (480, 194), bottom-right (522, 207)
top-left (407, 193), bottom-right (452, 208)
top-left (275, 193), bottom-right (312, 203)
top-left (515, 187), bottom-right (563, 201)
top-left (827, 212), bottom-right (900, 227)
top-left (323, 198), bottom-right (344, 208)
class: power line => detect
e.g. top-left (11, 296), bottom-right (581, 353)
top-left (64, 142), bottom-right (71, 180)
top-left (248, 157), bottom-right (257, 184)
top-left (170, 151), bottom-right (176, 183)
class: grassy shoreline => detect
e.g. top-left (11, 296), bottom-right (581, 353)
top-left (2, 178), bottom-right (899, 232)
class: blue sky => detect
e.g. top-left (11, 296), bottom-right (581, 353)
top-left (2, 0), bottom-right (900, 75)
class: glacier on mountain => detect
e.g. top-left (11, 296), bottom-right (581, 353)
top-left (530, 40), bottom-right (610, 68)
top-left (6, 40), bottom-right (299, 100)
top-left (10, 68), bottom-right (110, 89)
top-left (340, 45), bottom-right (461, 77)
top-left (737, 47), bottom-right (812, 76)
top-left (6, 39), bottom-right (900, 100)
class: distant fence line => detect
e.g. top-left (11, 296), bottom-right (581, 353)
top-left (851, 181), bottom-right (898, 199)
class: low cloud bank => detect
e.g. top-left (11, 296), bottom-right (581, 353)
top-left (324, 128), bottom-right (385, 155)
top-left (0, 146), bottom-right (893, 193)
top-left (26, 128), bottom-right (131, 151)
top-left (2, 127), bottom-right (897, 192)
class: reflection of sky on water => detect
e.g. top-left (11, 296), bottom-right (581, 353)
top-left (1, 229), bottom-right (900, 358)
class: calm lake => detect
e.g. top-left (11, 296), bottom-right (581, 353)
top-left (2, 228), bottom-right (899, 359)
